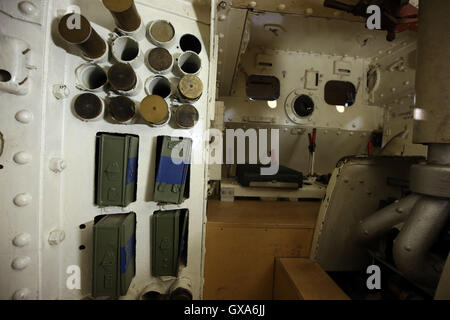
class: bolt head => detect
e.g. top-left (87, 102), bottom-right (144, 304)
top-left (14, 193), bottom-right (32, 207)
top-left (48, 230), bottom-right (65, 246)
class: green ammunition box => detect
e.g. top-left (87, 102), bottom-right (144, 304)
top-left (96, 133), bottom-right (139, 207)
top-left (152, 210), bottom-right (181, 277)
top-left (153, 136), bottom-right (192, 204)
top-left (92, 212), bottom-right (136, 297)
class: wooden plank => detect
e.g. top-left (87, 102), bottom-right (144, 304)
top-left (204, 225), bottom-right (314, 300)
top-left (273, 258), bottom-right (350, 300)
top-left (221, 179), bottom-right (326, 201)
top-left (207, 200), bottom-right (320, 228)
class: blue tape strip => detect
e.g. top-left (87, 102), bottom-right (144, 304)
top-left (125, 157), bottom-right (137, 185)
top-left (120, 234), bottom-right (135, 274)
top-left (156, 155), bottom-right (189, 185)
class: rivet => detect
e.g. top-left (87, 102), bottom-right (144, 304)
top-left (306, 8), bottom-right (313, 14)
top-left (13, 193), bottom-right (32, 207)
top-left (15, 110), bottom-right (33, 124)
top-left (396, 207), bottom-right (403, 214)
top-left (277, 4), bottom-right (286, 10)
top-left (249, 1), bottom-right (257, 8)
top-left (11, 256), bottom-right (31, 270)
top-left (13, 233), bottom-right (31, 247)
top-left (218, 14), bottom-right (227, 21)
top-left (13, 288), bottom-right (31, 300)
top-left (14, 151), bottom-right (32, 165)
top-left (18, 1), bottom-right (38, 17)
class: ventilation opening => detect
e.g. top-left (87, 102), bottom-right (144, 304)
top-left (246, 75), bottom-right (280, 101)
top-left (179, 34), bottom-right (202, 54)
top-left (324, 80), bottom-right (356, 107)
top-left (293, 95), bottom-right (314, 117)
top-left (0, 69), bottom-right (12, 82)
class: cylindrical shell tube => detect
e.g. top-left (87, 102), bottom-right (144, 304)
top-left (140, 95), bottom-right (170, 127)
top-left (108, 96), bottom-right (136, 123)
top-left (73, 93), bottom-right (104, 121)
top-left (102, 0), bottom-right (141, 32)
top-left (108, 63), bottom-right (137, 93)
top-left (177, 51), bottom-right (202, 76)
top-left (145, 75), bottom-right (172, 99)
top-left (75, 63), bottom-right (108, 92)
top-left (148, 20), bottom-right (176, 48)
top-left (175, 104), bottom-right (199, 129)
top-left (111, 36), bottom-right (143, 68)
top-left (58, 13), bottom-right (106, 59)
top-left (178, 75), bottom-right (203, 102)
top-left (147, 47), bottom-right (173, 74)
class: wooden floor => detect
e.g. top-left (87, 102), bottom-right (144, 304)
top-left (203, 200), bottom-right (321, 300)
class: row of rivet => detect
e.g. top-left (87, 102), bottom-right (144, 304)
top-left (11, 109), bottom-right (33, 299)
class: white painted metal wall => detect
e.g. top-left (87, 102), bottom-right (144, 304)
top-left (215, 6), bottom-right (423, 176)
top-left (0, 0), bottom-right (214, 300)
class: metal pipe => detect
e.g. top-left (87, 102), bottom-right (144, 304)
top-left (358, 194), bottom-right (421, 242)
top-left (413, 0), bottom-right (450, 144)
top-left (58, 13), bottom-right (106, 60)
top-left (393, 196), bottom-right (450, 288)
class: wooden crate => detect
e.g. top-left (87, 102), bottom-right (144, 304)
top-left (220, 179), bottom-right (326, 202)
top-left (203, 200), bottom-right (320, 300)
top-left (273, 258), bottom-right (350, 300)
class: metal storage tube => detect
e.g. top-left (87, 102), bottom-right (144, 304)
top-left (58, 13), bottom-right (106, 60)
top-left (413, 0), bottom-right (450, 144)
top-left (102, 0), bottom-right (141, 32)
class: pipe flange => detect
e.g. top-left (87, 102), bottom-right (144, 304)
top-left (410, 164), bottom-right (450, 198)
